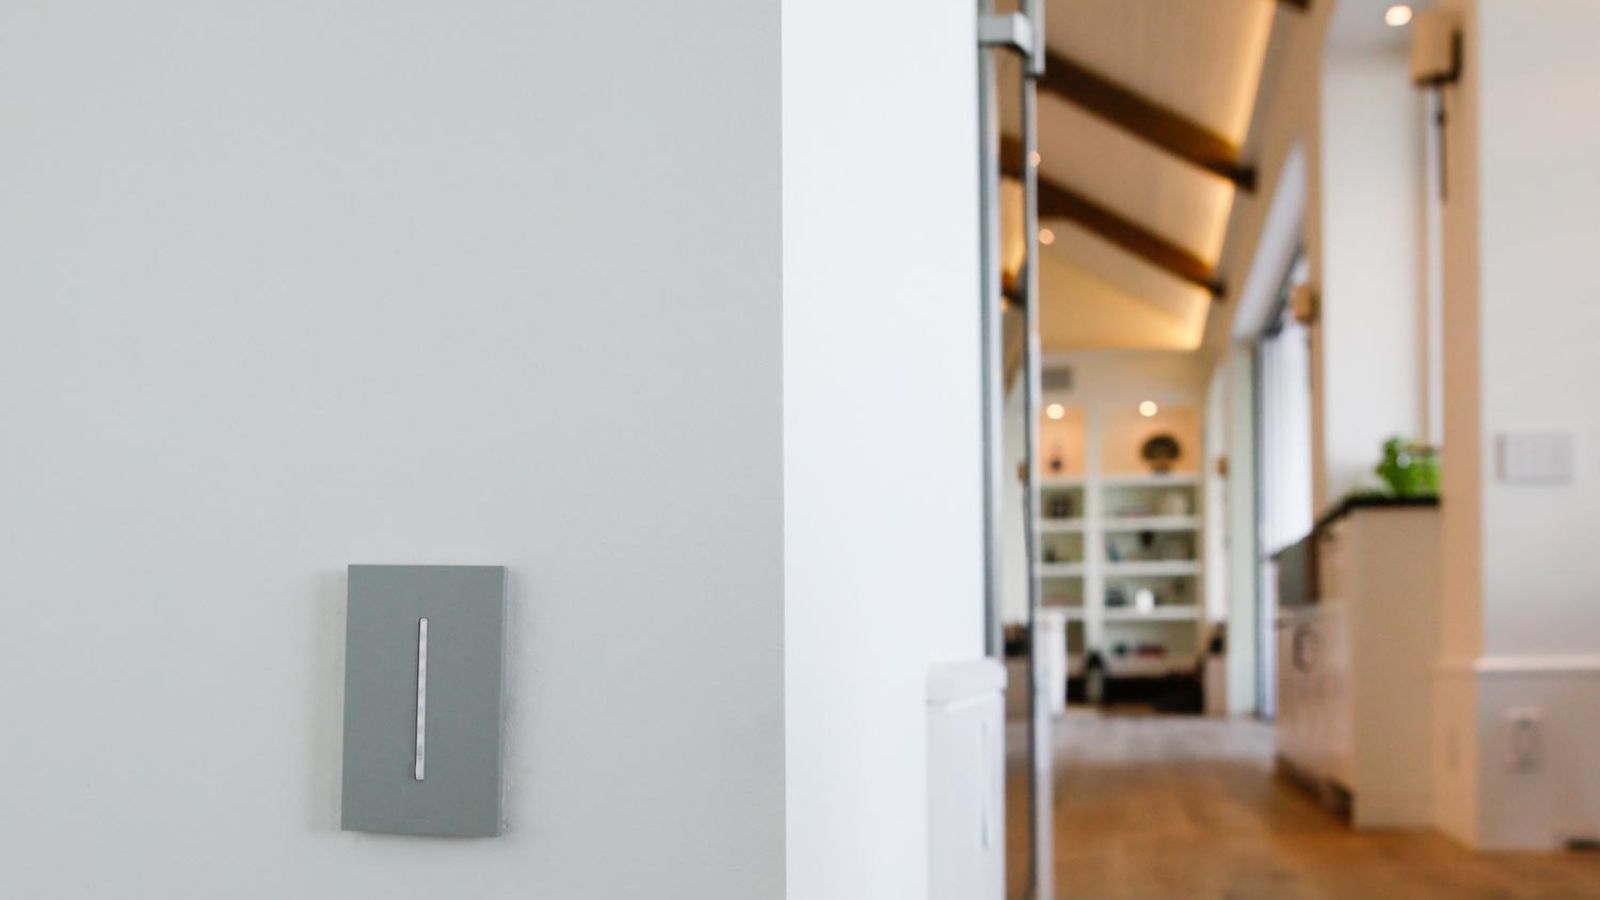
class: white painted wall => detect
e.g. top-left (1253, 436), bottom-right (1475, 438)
top-left (1223, 347), bottom-right (1260, 715)
top-left (1433, 0), bottom-right (1600, 851)
top-left (0, 0), bottom-right (985, 895)
top-left (781, 0), bottom-right (984, 893)
top-left (0, 3), bottom-right (786, 896)
top-left (1204, 368), bottom-right (1231, 627)
top-left (1312, 46), bottom-right (1427, 511)
top-left (1474, 0), bottom-right (1600, 660)
top-left (1002, 381), bottom-right (1030, 625)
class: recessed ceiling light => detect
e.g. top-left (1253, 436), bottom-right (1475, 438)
top-left (1029, 150), bottom-right (1042, 167)
top-left (1039, 228), bottom-right (1056, 246)
top-left (1385, 4), bottom-right (1413, 26)
top-left (1046, 403), bottom-right (1066, 420)
top-left (1139, 401), bottom-right (1159, 418)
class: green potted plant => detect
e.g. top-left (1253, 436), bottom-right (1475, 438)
top-left (1375, 436), bottom-right (1440, 497)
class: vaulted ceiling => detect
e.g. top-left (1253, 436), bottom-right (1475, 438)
top-left (999, 0), bottom-right (1286, 351)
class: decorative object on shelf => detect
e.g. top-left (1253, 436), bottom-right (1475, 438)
top-left (1375, 436), bottom-right (1441, 497)
top-left (1084, 651), bottom-right (1106, 705)
top-left (1158, 490), bottom-right (1191, 517)
top-left (1205, 623), bottom-right (1226, 656)
top-left (1134, 588), bottom-right (1156, 614)
top-left (1002, 624), bottom-right (1029, 657)
top-left (1141, 433), bottom-right (1182, 473)
top-left (1042, 545), bottom-right (1058, 564)
top-left (1106, 586), bottom-right (1128, 608)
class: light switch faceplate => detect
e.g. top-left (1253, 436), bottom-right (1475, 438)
top-left (342, 565), bottom-right (508, 837)
top-left (1497, 431), bottom-right (1576, 484)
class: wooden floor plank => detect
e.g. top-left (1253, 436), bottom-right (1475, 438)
top-left (1005, 712), bottom-right (1600, 899)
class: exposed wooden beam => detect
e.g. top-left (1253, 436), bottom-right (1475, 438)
top-left (1039, 50), bottom-right (1257, 192)
top-left (1001, 137), bottom-right (1225, 298)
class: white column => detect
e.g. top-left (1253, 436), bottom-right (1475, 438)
top-left (1434, 0), bottom-right (1600, 851)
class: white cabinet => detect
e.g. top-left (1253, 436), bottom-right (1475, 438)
top-left (927, 661), bottom-right (1006, 900)
top-left (1274, 503), bottom-right (1440, 828)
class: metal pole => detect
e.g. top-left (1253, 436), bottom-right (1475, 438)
top-left (977, 0), bottom-right (1004, 662)
top-left (978, 4), bottom-right (1048, 895)
top-left (1018, 54), bottom-right (1054, 900)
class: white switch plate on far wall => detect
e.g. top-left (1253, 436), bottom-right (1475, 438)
top-left (1497, 431), bottom-right (1576, 484)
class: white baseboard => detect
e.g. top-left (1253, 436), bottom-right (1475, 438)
top-left (1433, 658), bottom-right (1600, 850)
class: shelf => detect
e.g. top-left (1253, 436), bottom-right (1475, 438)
top-left (1028, 459), bottom-right (1207, 673)
top-left (1102, 515), bottom-right (1200, 532)
top-left (1100, 473), bottom-right (1200, 488)
top-left (1103, 606), bottom-right (1202, 622)
top-left (1104, 560), bottom-right (1201, 577)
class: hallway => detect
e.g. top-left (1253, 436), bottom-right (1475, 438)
top-left (1008, 714), bottom-right (1600, 899)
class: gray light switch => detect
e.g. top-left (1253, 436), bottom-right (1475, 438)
top-left (342, 565), bottom-right (507, 837)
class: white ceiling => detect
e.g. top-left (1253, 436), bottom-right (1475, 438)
top-left (1329, 0), bottom-right (1432, 50)
top-left (1007, 0), bottom-right (1279, 351)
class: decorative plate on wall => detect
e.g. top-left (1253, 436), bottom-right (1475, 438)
top-left (1141, 433), bottom-right (1182, 473)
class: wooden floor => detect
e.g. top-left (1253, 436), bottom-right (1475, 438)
top-left (1006, 711), bottom-right (1600, 899)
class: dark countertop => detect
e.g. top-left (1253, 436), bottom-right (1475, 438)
top-left (1313, 493), bottom-right (1439, 535)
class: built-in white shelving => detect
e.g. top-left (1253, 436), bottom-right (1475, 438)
top-left (1034, 401), bottom-right (1207, 690)
top-left (1098, 472), bottom-right (1199, 487)
top-left (1102, 606), bottom-right (1200, 622)
top-left (1104, 560), bottom-right (1201, 577)
top-left (1101, 515), bottom-right (1201, 532)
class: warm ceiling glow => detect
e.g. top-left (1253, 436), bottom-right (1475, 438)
top-left (1029, 150), bottom-right (1041, 168)
top-left (1039, 228), bottom-right (1056, 246)
top-left (1045, 403), bottom-right (1066, 420)
top-left (1139, 401), bottom-right (1159, 418)
top-left (1385, 4), bottom-right (1413, 26)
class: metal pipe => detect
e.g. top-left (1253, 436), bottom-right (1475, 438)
top-left (1018, 63), bottom-right (1054, 900)
top-left (978, 4), bottom-right (1049, 893)
top-left (977, 0), bottom-right (1004, 662)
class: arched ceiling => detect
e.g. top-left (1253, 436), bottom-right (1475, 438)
top-left (999, 0), bottom-right (1283, 352)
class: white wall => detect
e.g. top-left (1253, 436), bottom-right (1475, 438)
top-left (0, 0), bottom-right (985, 895)
top-left (781, 0), bottom-right (983, 895)
top-left (1002, 381), bottom-right (1030, 625)
top-left (1433, 0), bottom-right (1600, 851)
top-left (1204, 368), bottom-right (1230, 627)
top-left (1474, 0), bottom-right (1600, 660)
top-left (0, 3), bottom-right (786, 896)
top-left (1222, 347), bottom-right (1260, 715)
top-left (1311, 46), bottom-right (1427, 510)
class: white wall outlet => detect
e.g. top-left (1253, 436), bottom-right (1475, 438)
top-left (1497, 431), bottom-right (1575, 484)
top-left (1507, 708), bottom-right (1543, 773)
